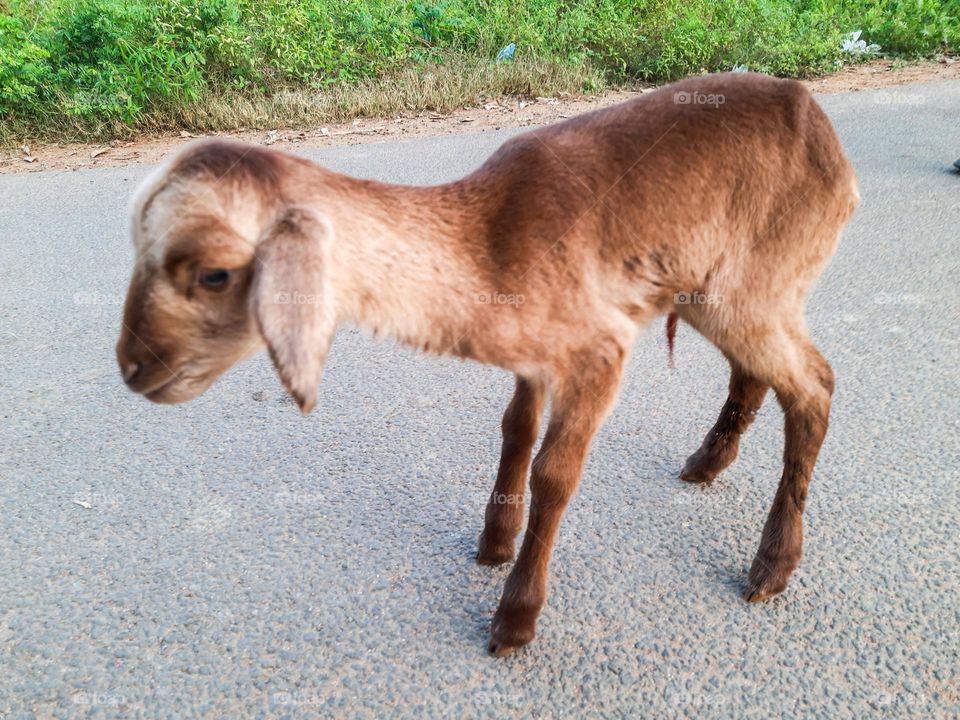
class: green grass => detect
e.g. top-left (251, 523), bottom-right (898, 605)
top-left (2, 0), bottom-right (958, 142)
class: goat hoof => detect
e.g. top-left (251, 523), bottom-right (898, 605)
top-left (488, 639), bottom-right (523, 657)
top-left (679, 465), bottom-right (719, 483)
top-left (681, 434), bottom-right (743, 483)
top-left (476, 533), bottom-right (515, 565)
top-left (680, 450), bottom-right (727, 483)
top-left (680, 454), bottom-right (722, 483)
top-left (488, 617), bottom-right (535, 657)
top-left (476, 549), bottom-right (514, 566)
top-left (743, 582), bottom-right (787, 603)
top-left (743, 557), bottom-right (792, 602)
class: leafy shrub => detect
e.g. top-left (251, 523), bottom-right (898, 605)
top-left (0, 14), bottom-right (52, 115)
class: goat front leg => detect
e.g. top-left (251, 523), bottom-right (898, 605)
top-left (488, 351), bottom-right (624, 656)
top-left (478, 376), bottom-right (545, 565)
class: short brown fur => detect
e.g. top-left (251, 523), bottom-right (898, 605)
top-left (117, 73), bottom-right (859, 656)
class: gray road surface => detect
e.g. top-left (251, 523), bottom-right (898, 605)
top-left (1, 81), bottom-right (959, 719)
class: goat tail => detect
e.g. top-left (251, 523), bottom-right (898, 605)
top-left (666, 312), bottom-right (678, 369)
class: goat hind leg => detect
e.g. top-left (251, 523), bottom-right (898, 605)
top-left (745, 337), bottom-right (833, 602)
top-left (681, 364), bottom-right (768, 483)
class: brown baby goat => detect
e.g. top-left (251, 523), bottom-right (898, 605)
top-left (117, 72), bottom-right (858, 656)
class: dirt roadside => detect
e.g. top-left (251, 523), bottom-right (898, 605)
top-left (3, 58), bottom-right (957, 175)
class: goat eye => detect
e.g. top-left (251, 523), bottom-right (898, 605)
top-left (199, 269), bottom-right (230, 291)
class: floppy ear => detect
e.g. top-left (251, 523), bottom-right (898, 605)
top-left (251, 208), bottom-right (336, 413)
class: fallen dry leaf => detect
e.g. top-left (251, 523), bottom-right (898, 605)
top-left (21, 144), bottom-right (30, 155)
top-left (73, 500), bottom-right (92, 509)
top-left (91, 148), bottom-right (109, 158)
top-left (23, 156), bottom-right (36, 163)
top-left (179, 131), bottom-right (194, 139)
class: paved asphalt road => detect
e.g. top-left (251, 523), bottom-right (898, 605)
top-left (1, 81), bottom-right (958, 719)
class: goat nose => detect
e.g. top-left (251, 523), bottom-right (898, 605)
top-left (121, 361), bottom-right (141, 384)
